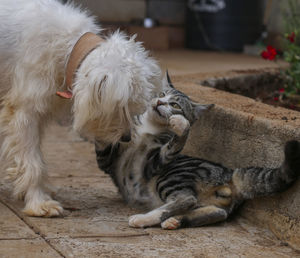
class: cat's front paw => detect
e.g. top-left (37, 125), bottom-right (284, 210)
top-left (129, 214), bottom-right (148, 228)
top-left (169, 115), bottom-right (190, 136)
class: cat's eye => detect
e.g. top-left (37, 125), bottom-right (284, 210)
top-left (159, 92), bottom-right (165, 98)
top-left (170, 103), bottom-right (181, 109)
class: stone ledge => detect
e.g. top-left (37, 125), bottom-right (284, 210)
top-left (200, 69), bottom-right (284, 99)
top-left (174, 79), bottom-right (300, 251)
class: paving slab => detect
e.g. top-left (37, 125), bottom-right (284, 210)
top-left (42, 125), bottom-right (99, 178)
top-left (0, 239), bottom-right (61, 258)
top-left (0, 202), bottom-right (36, 240)
top-left (1, 122), bottom-right (299, 257)
top-left (48, 219), bottom-right (298, 258)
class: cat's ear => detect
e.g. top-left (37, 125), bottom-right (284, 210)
top-left (192, 103), bottom-right (215, 119)
top-left (166, 70), bottom-right (172, 85)
top-left (162, 70), bottom-right (174, 90)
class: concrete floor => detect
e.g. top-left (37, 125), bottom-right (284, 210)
top-left (155, 49), bottom-right (287, 76)
top-left (0, 51), bottom-right (298, 257)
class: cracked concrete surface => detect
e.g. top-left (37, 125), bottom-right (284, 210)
top-left (0, 124), bottom-right (298, 257)
top-left (0, 50), bottom-right (299, 257)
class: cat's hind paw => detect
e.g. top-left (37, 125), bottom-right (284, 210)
top-left (161, 217), bottom-right (180, 230)
top-left (129, 213), bottom-right (161, 228)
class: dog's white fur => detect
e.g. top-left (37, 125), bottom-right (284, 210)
top-left (0, 0), bottom-right (162, 217)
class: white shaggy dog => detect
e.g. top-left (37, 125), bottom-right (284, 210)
top-left (0, 0), bottom-right (162, 217)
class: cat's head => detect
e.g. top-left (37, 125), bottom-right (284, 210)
top-left (148, 72), bottom-right (214, 125)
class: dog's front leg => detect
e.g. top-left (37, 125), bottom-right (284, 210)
top-left (0, 105), bottom-right (63, 217)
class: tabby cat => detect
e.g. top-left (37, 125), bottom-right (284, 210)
top-left (95, 73), bottom-right (300, 230)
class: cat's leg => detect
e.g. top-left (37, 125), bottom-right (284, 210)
top-left (129, 195), bottom-right (197, 228)
top-left (160, 115), bottom-right (190, 164)
top-left (161, 205), bottom-right (228, 230)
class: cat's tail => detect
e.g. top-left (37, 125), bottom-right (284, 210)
top-left (232, 140), bottom-right (300, 200)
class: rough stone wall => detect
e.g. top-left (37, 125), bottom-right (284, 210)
top-left (175, 80), bottom-right (300, 251)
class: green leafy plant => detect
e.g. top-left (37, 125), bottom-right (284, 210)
top-left (283, 0), bottom-right (300, 95)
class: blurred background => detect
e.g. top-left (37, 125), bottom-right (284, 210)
top-left (67, 0), bottom-right (289, 54)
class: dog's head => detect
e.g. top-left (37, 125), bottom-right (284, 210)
top-left (71, 32), bottom-right (162, 143)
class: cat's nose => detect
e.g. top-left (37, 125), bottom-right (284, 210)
top-left (157, 100), bottom-right (165, 106)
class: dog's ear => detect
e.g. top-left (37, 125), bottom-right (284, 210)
top-left (56, 90), bottom-right (73, 99)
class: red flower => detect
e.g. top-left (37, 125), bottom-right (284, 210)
top-left (261, 45), bottom-right (277, 61)
top-left (290, 104), bottom-right (296, 109)
top-left (279, 88), bottom-right (285, 93)
top-left (273, 96), bottom-right (279, 101)
top-left (261, 51), bottom-right (270, 59)
top-left (287, 32), bottom-right (295, 43)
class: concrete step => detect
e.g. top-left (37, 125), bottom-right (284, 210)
top-left (155, 50), bottom-right (299, 251)
top-left (175, 80), bottom-right (300, 251)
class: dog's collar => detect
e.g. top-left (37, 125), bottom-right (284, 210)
top-left (56, 32), bottom-right (105, 99)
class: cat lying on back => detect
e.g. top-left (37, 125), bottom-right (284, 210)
top-left (95, 73), bottom-right (300, 229)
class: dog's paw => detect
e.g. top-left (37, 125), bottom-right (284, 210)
top-left (161, 217), bottom-right (180, 230)
top-left (23, 200), bottom-right (63, 217)
top-left (169, 115), bottom-right (190, 136)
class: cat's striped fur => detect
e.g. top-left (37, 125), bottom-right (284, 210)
top-left (95, 74), bottom-right (300, 229)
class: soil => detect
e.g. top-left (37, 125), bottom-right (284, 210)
top-left (257, 91), bottom-right (300, 112)
top-left (186, 68), bottom-right (300, 113)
